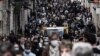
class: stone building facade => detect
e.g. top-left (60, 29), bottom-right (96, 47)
top-left (0, 0), bottom-right (9, 36)
top-left (0, 0), bottom-right (34, 36)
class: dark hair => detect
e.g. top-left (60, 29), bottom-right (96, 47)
top-left (20, 35), bottom-right (25, 39)
top-left (0, 36), bottom-right (3, 42)
top-left (0, 42), bottom-right (14, 56)
top-left (14, 51), bottom-right (23, 56)
top-left (24, 41), bottom-right (32, 49)
top-left (49, 32), bottom-right (62, 40)
top-left (84, 32), bottom-right (96, 45)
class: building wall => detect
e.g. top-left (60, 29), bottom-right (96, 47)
top-left (0, 0), bottom-right (4, 36)
top-left (0, 0), bottom-right (11, 36)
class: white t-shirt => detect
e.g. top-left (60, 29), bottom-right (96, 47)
top-left (21, 44), bottom-right (25, 50)
top-left (23, 52), bottom-right (36, 56)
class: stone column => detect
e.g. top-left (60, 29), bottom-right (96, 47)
top-left (10, 5), bottom-right (14, 32)
top-left (20, 7), bottom-right (26, 33)
top-left (0, 1), bottom-right (3, 35)
top-left (20, 8), bottom-right (30, 33)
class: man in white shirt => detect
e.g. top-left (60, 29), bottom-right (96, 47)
top-left (23, 51), bottom-right (36, 56)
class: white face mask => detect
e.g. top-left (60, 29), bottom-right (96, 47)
top-left (66, 3), bottom-right (68, 6)
top-left (14, 47), bottom-right (19, 51)
top-left (43, 46), bottom-right (46, 49)
top-left (51, 40), bottom-right (59, 47)
top-left (25, 49), bottom-right (31, 54)
top-left (61, 52), bottom-right (71, 56)
top-left (97, 45), bottom-right (100, 50)
top-left (44, 42), bottom-right (49, 45)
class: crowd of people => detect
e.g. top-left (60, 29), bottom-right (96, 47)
top-left (24, 0), bottom-right (95, 38)
top-left (0, 0), bottom-right (100, 56)
top-left (0, 32), bottom-right (100, 56)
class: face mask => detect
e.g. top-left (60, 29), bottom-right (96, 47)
top-left (65, 53), bottom-right (71, 56)
top-left (44, 38), bottom-right (49, 41)
top-left (14, 47), bottom-right (19, 51)
top-left (61, 52), bottom-right (71, 56)
top-left (51, 40), bottom-right (59, 47)
top-left (34, 40), bottom-right (38, 43)
top-left (43, 46), bottom-right (46, 49)
top-left (97, 45), bottom-right (100, 50)
top-left (25, 49), bottom-right (31, 54)
top-left (44, 42), bottom-right (49, 45)
top-left (66, 3), bottom-right (68, 6)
